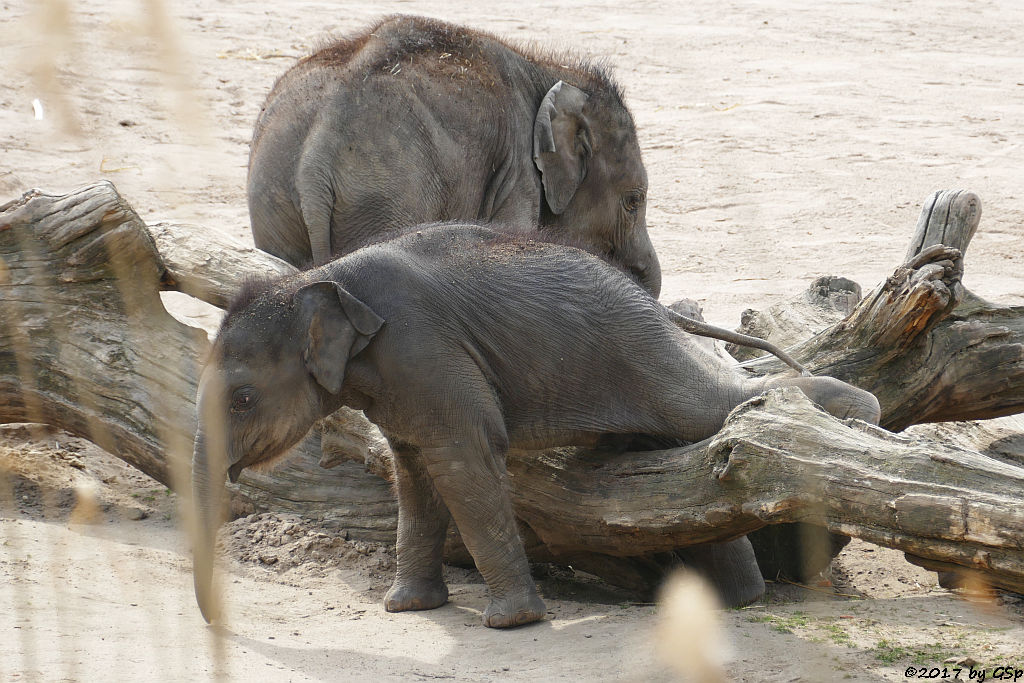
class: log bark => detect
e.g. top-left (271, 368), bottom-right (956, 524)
top-left (508, 387), bottom-right (1024, 594)
top-left (0, 182), bottom-right (398, 536)
top-left (0, 184), bottom-right (203, 488)
top-left (732, 190), bottom-right (1024, 431)
top-left (3, 182), bottom-right (1024, 592)
top-left (150, 219), bottom-right (295, 310)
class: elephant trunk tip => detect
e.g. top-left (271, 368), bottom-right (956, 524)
top-left (198, 601), bottom-right (221, 625)
top-left (193, 568), bottom-right (222, 625)
top-left (631, 258), bottom-right (662, 299)
top-left (192, 523), bottom-right (223, 624)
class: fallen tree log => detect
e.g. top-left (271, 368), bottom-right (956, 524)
top-left (509, 388), bottom-right (1024, 594)
top-left (732, 189), bottom-right (1024, 431)
top-left (0, 182), bottom-right (398, 538)
top-left (2, 182), bottom-right (1024, 593)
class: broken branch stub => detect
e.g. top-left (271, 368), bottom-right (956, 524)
top-left (736, 190), bottom-right (1024, 431)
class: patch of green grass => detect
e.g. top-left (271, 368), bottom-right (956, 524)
top-left (134, 488), bottom-right (168, 504)
top-left (825, 623), bottom-right (854, 647)
top-left (872, 640), bottom-right (960, 665)
top-left (910, 646), bottom-right (957, 666)
top-left (873, 640), bottom-right (907, 663)
top-left (745, 611), bottom-right (811, 634)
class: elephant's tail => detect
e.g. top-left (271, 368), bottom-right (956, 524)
top-left (296, 155), bottom-right (336, 266)
top-left (665, 309), bottom-right (810, 376)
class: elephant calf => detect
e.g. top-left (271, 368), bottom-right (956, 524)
top-left (249, 15), bottom-right (662, 295)
top-left (191, 224), bottom-right (880, 628)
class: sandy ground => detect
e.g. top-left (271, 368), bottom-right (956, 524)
top-left (2, 0), bottom-right (1024, 681)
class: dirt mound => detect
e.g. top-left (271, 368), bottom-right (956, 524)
top-left (0, 423), bottom-right (169, 524)
top-left (222, 512), bottom-right (396, 586)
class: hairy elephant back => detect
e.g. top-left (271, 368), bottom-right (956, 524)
top-left (249, 15), bottom-right (653, 291)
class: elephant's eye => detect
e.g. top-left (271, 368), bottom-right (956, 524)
top-left (623, 191), bottom-right (644, 213)
top-left (230, 387), bottom-right (257, 414)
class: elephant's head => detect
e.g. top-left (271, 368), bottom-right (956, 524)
top-left (191, 279), bottom-right (383, 623)
top-left (533, 80), bottom-right (661, 298)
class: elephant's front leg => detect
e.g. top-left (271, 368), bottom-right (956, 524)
top-left (384, 444), bottom-right (452, 612)
top-left (421, 443), bottom-right (545, 628)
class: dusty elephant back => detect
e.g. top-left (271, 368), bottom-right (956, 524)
top-left (246, 15), bottom-right (654, 288)
top-left (252, 15), bottom-right (620, 147)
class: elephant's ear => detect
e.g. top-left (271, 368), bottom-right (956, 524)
top-left (533, 80), bottom-right (593, 215)
top-left (295, 281), bottom-right (384, 394)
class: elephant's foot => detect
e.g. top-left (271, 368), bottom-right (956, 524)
top-left (483, 587), bottom-right (546, 628)
top-left (748, 523), bottom-right (850, 583)
top-left (384, 577), bottom-right (449, 612)
top-left (677, 536), bottom-right (766, 608)
top-left (936, 571), bottom-right (967, 590)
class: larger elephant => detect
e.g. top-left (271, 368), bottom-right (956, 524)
top-left (247, 15), bottom-right (662, 295)
top-left (191, 224), bottom-right (880, 628)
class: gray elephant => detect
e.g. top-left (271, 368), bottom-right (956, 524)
top-left (191, 224), bottom-right (880, 628)
top-left (248, 15), bottom-right (662, 295)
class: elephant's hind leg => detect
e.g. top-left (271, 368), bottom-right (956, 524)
top-left (385, 443), bottom-right (452, 613)
top-left (774, 375), bottom-right (881, 425)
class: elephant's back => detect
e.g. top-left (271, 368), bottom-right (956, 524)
top-left (254, 16), bottom-right (539, 145)
top-left (360, 223), bottom-right (678, 364)
top-left (332, 223), bottom-right (703, 438)
top-left (351, 222), bottom-right (661, 318)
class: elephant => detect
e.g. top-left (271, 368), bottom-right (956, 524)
top-left (191, 223), bottom-right (880, 628)
top-left (248, 15), bottom-right (662, 296)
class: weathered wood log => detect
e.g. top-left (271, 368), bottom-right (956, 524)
top-left (733, 190), bottom-right (1024, 431)
top-left (0, 182), bottom-right (398, 537)
top-left (150, 220), bottom-right (295, 310)
top-left (508, 388), bottom-right (1024, 594)
top-left (3, 182), bottom-right (1024, 592)
top-left (0, 184), bottom-right (204, 488)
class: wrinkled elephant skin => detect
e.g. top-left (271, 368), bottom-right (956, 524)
top-left (191, 224), bottom-right (880, 627)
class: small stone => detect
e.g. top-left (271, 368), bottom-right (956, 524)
top-left (258, 554), bottom-right (278, 565)
top-left (126, 508), bottom-right (148, 521)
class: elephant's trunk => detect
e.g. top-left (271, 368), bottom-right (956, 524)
top-left (191, 429), bottom-right (227, 624)
top-left (626, 222), bottom-right (662, 298)
top-left (636, 257), bottom-right (662, 301)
